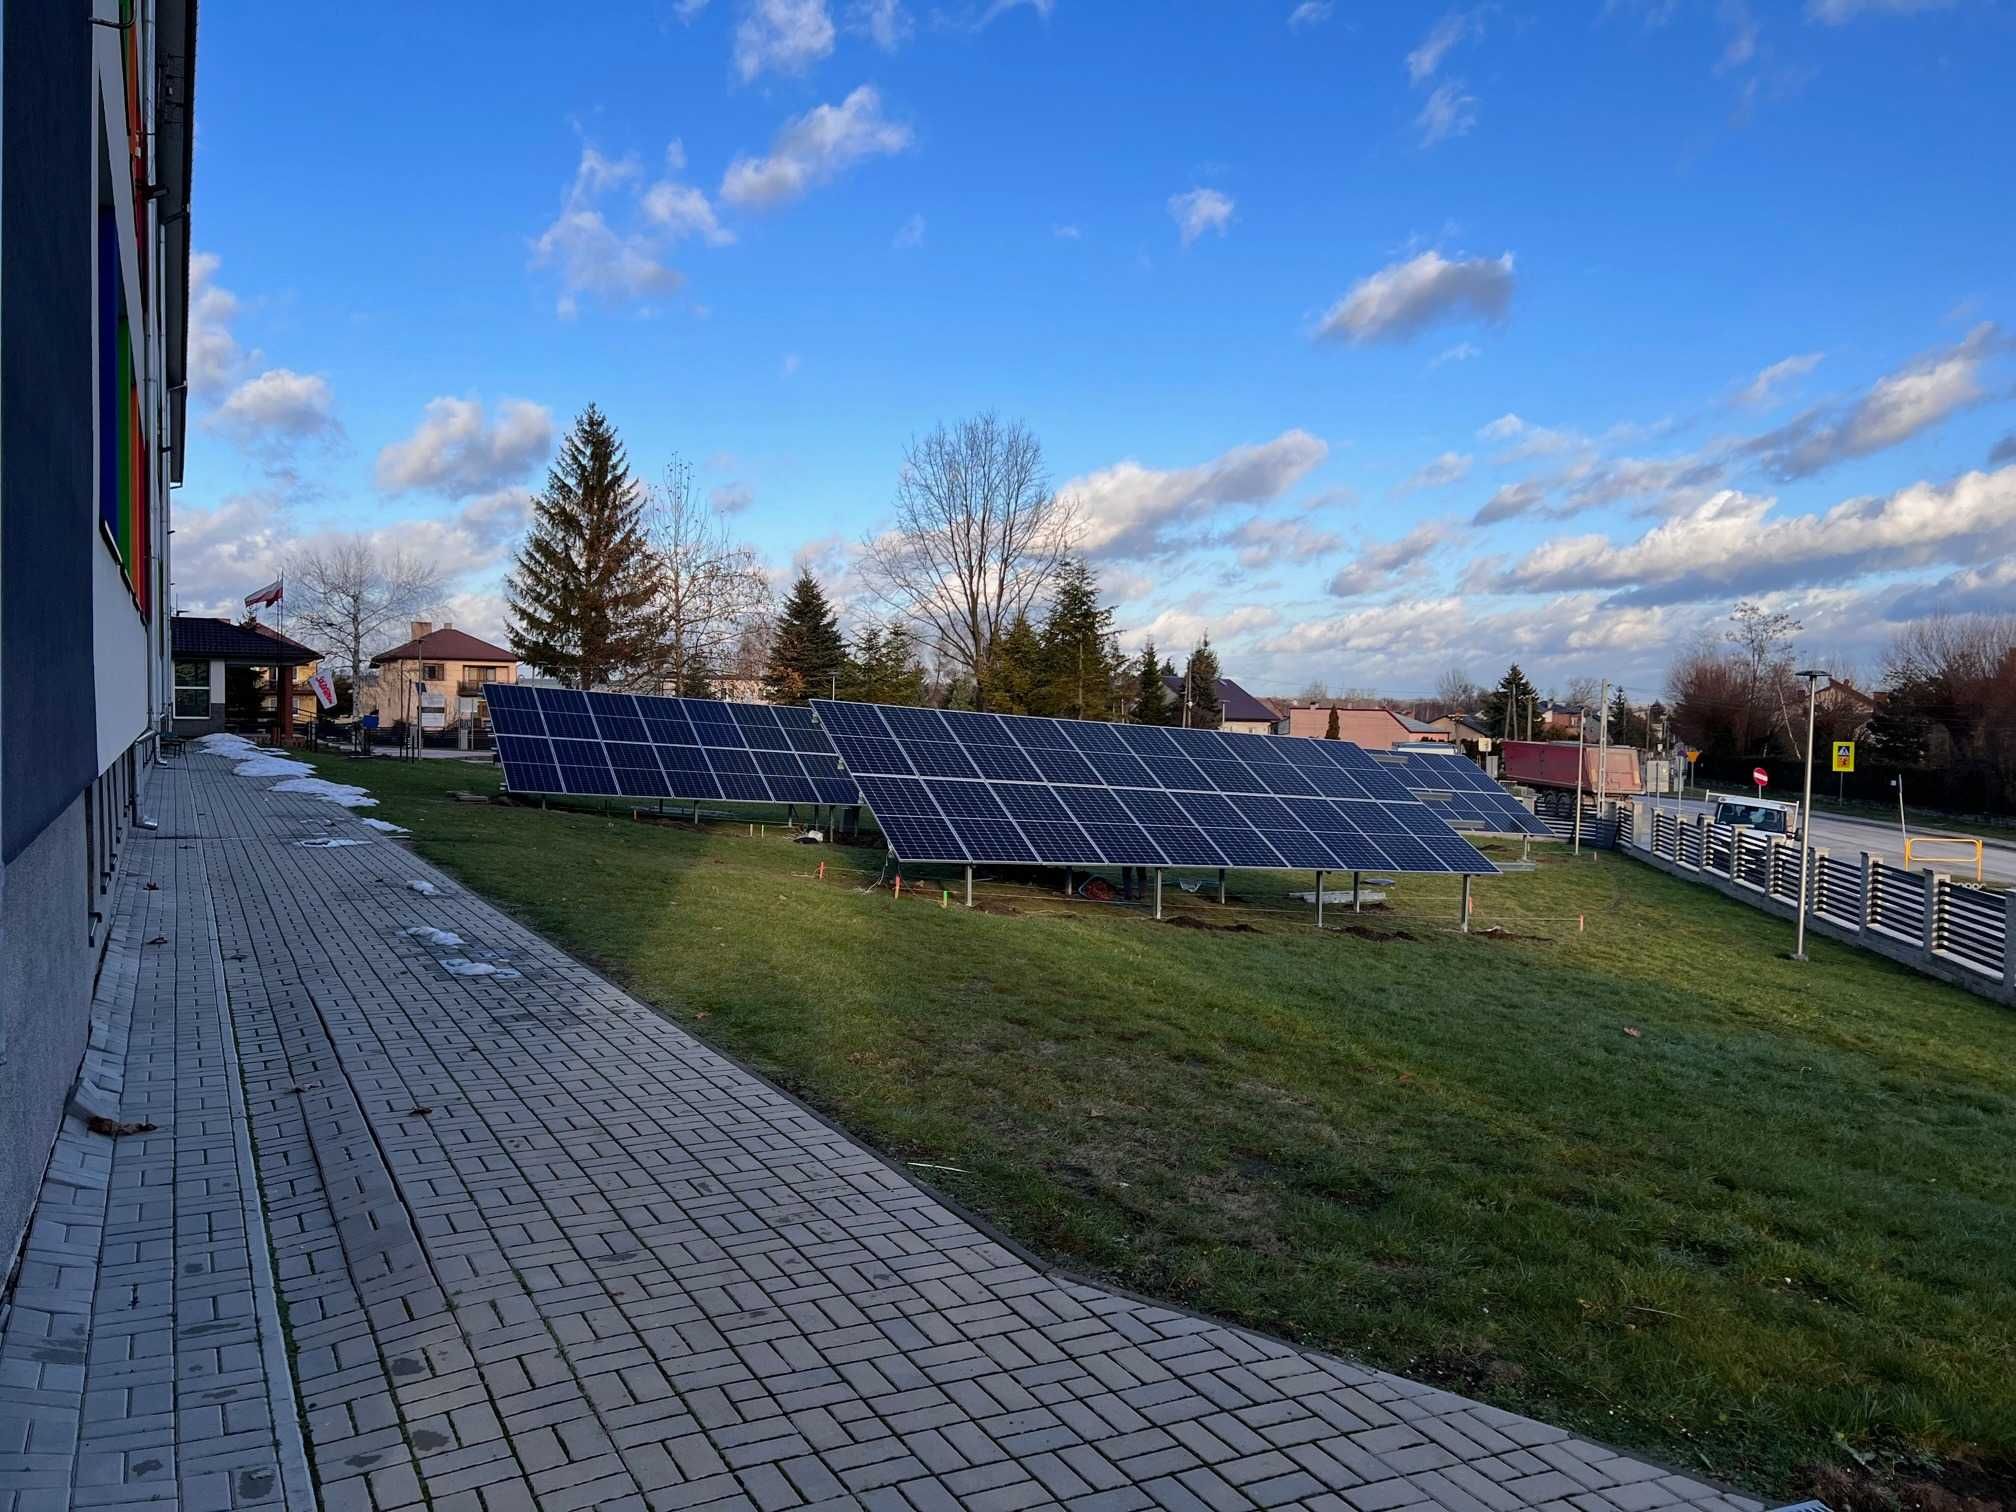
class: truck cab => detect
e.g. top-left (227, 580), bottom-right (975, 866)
top-left (1707, 792), bottom-right (1800, 837)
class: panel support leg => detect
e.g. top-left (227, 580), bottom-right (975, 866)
top-left (1352, 871), bottom-right (1362, 912)
top-left (1460, 874), bottom-right (1473, 933)
top-left (1315, 871), bottom-right (1325, 931)
top-left (1153, 869), bottom-right (1164, 921)
top-left (965, 865), bottom-right (974, 910)
top-left (1216, 867), bottom-right (1227, 905)
top-left (1064, 866), bottom-right (1073, 897)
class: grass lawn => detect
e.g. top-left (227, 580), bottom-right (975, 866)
top-left (308, 749), bottom-right (2016, 1505)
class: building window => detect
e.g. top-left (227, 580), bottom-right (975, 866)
top-left (421, 662), bottom-right (445, 681)
top-left (174, 659), bottom-right (209, 718)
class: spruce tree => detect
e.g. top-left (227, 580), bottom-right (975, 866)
top-left (1182, 637), bottom-right (1224, 729)
top-left (506, 404), bottom-right (661, 689)
top-left (1036, 560), bottom-right (1118, 719)
top-left (764, 572), bottom-right (847, 704)
top-left (1482, 663), bottom-right (1539, 741)
top-left (992, 613), bottom-right (1044, 715)
top-left (1325, 707), bottom-right (1341, 740)
top-left (1130, 641), bottom-right (1173, 726)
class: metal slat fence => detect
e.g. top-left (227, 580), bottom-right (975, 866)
top-left (1620, 802), bottom-right (2012, 1007)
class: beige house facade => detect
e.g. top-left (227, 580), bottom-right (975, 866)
top-left (363, 622), bottom-right (517, 739)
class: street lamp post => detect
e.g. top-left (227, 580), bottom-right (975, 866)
top-left (1793, 668), bottom-right (1829, 963)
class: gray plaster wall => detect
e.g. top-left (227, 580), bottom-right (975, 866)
top-left (0, 798), bottom-right (91, 1271)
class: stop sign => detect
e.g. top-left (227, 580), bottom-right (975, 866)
top-left (1752, 766), bottom-right (1770, 788)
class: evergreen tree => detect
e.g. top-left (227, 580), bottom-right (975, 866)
top-left (1325, 707), bottom-right (1341, 740)
top-left (842, 620), bottom-right (928, 706)
top-left (763, 572), bottom-right (847, 704)
top-left (1606, 687), bottom-right (1645, 747)
top-left (1130, 641), bottom-right (1173, 725)
top-left (1482, 663), bottom-right (1539, 741)
top-left (1181, 638), bottom-right (1224, 729)
top-left (506, 404), bottom-right (661, 689)
top-left (992, 613), bottom-right (1044, 715)
top-left (1036, 560), bottom-right (1119, 719)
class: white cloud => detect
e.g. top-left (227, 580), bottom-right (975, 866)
top-left (710, 481), bottom-right (755, 514)
top-left (1496, 464), bottom-right (2016, 605)
top-left (208, 369), bottom-right (339, 445)
top-left (1399, 451), bottom-right (1473, 492)
top-left (1806, 0), bottom-right (1954, 21)
top-left (1407, 8), bottom-right (1485, 81)
top-left (893, 212), bottom-right (926, 248)
top-left (1745, 323), bottom-right (2000, 479)
top-left (1053, 224), bottom-right (1082, 240)
top-left (1317, 251), bottom-right (1515, 345)
top-left (1224, 516), bottom-right (1345, 569)
top-left (374, 397), bottom-right (554, 498)
top-left (1168, 188), bottom-right (1235, 246)
top-left (1124, 603), bottom-right (1281, 655)
top-left (1416, 81), bottom-right (1478, 146)
top-left (188, 251), bottom-right (248, 399)
top-left (977, 0), bottom-right (1054, 26)
top-left (1717, 0), bottom-right (1760, 70)
top-left (641, 179), bottom-right (735, 246)
top-left (1472, 481), bottom-right (1545, 525)
top-left (1735, 351), bottom-right (1822, 407)
top-left (532, 148), bottom-right (689, 316)
top-left (1068, 430), bottom-right (1330, 561)
top-left (1287, 1), bottom-right (1333, 25)
top-left (1431, 341), bottom-right (1481, 368)
top-left (1477, 412), bottom-right (1576, 458)
top-left (849, 0), bottom-right (913, 49)
top-left (720, 86), bottom-right (914, 210)
top-left (734, 0), bottom-right (836, 81)
top-left (1327, 522), bottom-right (1454, 598)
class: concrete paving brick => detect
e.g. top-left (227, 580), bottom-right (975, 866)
top-left (0, 755), bottom-right (1765, 1512)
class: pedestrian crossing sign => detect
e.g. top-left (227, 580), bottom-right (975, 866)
top-left (1832, 741), bottom-right (1855, 773)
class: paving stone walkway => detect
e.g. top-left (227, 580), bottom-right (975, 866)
top-left (2, 754), bottom-right (1769, 1512)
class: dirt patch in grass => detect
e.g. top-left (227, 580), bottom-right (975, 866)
top-left (1337, 923), bottom-right (1417, 942)
top-left (1810, 1455), bottom-right (2016, 1512)
top-left (1163, 914), bottom-right (1260, 933)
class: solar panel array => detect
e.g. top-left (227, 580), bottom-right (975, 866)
top-left (811, 699), bottom-right (1497, 876)
top-left (1382, 750), bottom-right (1555, 838)
top-left (484, 684), bottom-right (860, 807)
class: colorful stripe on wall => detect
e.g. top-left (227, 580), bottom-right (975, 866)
top-left (97, 205), bottom-right (150, 618)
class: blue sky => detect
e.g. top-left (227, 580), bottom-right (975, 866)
top-left (178, 0), bottom-right (2016, 699)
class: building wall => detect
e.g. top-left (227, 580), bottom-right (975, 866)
top-left (364, 656), bottom-right (516, 726)
top-left (1284, 707), bottom-right (1411, 748)
top-left (2, 0), bottom-right (184, 1265)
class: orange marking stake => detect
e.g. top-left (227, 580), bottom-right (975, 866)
top-left (893, 876), bottom-right (902, 902)
top-left (817, 861), bottom-right (826, 881)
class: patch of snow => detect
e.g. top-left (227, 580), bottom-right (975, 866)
top-left (402, 926), bottom-right (465, 947)
top-left (440, 958), bottom-right (520, 979)
top-left (297, 837), bottom-right (372, 848)
top-left (360, 818), bottom-right (409, 834)
top-left (271, 776), bottom-right (377, 808)
top-left (406, 880), bottom-right (439, 896)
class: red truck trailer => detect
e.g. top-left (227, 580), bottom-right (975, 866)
top-left (1499, 740), bottom-right (1644, 795)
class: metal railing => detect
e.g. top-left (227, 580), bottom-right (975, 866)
top-left (1620, 803), bottom-right (2013, 1007)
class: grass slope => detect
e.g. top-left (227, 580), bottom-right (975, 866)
top-left (311, 751), bottom-right (2016, 1503)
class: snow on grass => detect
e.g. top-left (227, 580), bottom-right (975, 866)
top-left (198, 733), bottom-right (377, 807)
top-left (361, 818), bottom-right (409, 834)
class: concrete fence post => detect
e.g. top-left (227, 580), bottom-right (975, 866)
top-left (1729, 825), bottom-right (1746, 883)
top-left (2004, 890), bottom-right (2016, 993)
top-left (1922, 869), bottom-right (1944, 955)
top-left (1809, 847), bottom-right (1826, 914)
top-left (1860, 851), bottom-right (1876, 931)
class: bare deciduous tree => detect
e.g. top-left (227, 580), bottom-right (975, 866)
top-left (857, 413), bottom-right (1081, 711)
top-left (282, 538), bottom-right (444, 718)
top-left (1429, 666), bottom-right (1481, 717)
top-left (640, 459), bottom-right (771, 695)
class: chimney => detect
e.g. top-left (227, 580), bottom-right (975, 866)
top-left (410, 620), bottom-right (432, 641)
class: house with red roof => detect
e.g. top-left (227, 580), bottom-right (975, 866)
top-left (362, 621), bottom-right (517, 741)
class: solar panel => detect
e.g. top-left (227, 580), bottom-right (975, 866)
top-left (1381, 749), bottom-right (1555, 838)
top-left (810, 699), bottom-right (1498, 876)
top-left (484, 685), bottom-right (860, 807)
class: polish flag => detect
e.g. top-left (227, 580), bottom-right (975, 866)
top-left (244, 578), bottom-right (284, 609)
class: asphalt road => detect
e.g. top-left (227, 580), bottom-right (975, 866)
top-left (1645, 794), bottom-right (2016, 886)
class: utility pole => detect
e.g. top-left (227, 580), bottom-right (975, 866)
top-left (1793, 669), bottom-right (1828, 962)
